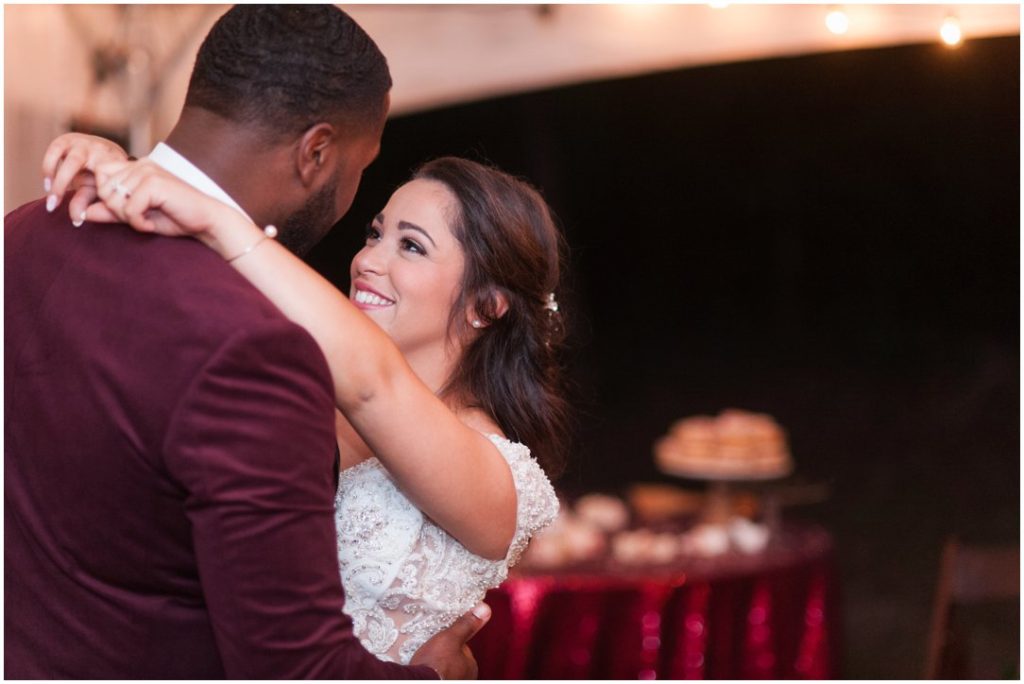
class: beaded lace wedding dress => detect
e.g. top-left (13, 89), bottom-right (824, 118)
top-left (334, 434), bottom-right (558, 664)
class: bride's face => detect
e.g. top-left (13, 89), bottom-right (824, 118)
top-left (349, 179), bottom-right (467, 360)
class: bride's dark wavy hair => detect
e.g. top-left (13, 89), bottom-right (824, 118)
top-left (413, 157), bottom-right (570, 479)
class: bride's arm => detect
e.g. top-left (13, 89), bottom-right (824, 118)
top-left (90, 159), bottom-right (517, 560)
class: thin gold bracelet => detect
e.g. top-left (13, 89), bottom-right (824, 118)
top-left (226, 224), bottom-right (278, 263)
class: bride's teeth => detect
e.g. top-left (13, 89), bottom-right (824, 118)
top-left (356, 290), bottom-right (392, 306)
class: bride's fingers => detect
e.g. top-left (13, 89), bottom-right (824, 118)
top-left (48, 145), bottom-right (106, 213)
top-left (93, 160), bottom-right (134, 191)
top-left (97, 161), bottom-right (137, 197)
top-left (83, 161), bottom-right (166, 230)
top-left (96, 167), bottom-right (136, 222)
top-left (46, 152), bottom-right (89, 213)
top-left (119, 178), bottom-right (161, 233)
top-left (122, 171), bottom-right (180, 235)
top-left (67, 186), bottom-right (99, 227)
top-left (94, 161), bottom-right (198, 236)
top-left (97, 159), bottom-right (158, 200)
top-left (81, 202), bottom-right (123, 225)
top-left (40, 135), bottom-right (75, 194)
top-left (41, 139), bottom-right (66, 180)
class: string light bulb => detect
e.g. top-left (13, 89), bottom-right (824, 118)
top-left (940, 15), bottom-right (962, 47)
top-left (825, 7), bottom-right (849, 35)
top-left (709, 2), bottom-right (729, 8)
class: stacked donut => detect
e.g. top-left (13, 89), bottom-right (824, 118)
top-left (655, 409), bottom-right (792, 477)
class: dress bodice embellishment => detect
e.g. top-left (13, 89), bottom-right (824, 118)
top-left (334, 434), bottom-right (558, 664)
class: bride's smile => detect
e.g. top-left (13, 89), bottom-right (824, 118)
top-left (351, 284), bottom-right (395, 308)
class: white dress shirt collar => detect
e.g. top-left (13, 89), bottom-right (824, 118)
top-left (146, 142), bottom-right (251, 221)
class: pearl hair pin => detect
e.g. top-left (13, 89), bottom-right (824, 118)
top-left (226, 224), bottom-right (277, 263)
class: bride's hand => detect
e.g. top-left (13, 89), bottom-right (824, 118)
top-left (90, 159), bottom-right (262, 258)
top-left (41, 133), bottom-right (129, 225)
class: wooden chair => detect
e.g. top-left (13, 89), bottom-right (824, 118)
top-left (923, 537), bottom-right (1019, 679)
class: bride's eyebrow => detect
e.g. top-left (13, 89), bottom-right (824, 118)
top-left (398, 221), bottom-right (437, 248)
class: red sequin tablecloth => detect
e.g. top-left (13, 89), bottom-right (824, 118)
top-left (471, 524), bottom-right (839, 679)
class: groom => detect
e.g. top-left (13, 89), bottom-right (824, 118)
top-left (6, 6), bottom-right (483, 679)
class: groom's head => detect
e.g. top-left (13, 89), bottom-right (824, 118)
top-left (180, 5), bottom-right (390, 255)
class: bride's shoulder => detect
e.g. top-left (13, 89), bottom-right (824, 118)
top-left (456, 407), bottom-right (505, 440)
top-left (456, 408), bottom-right (558, 551)
top-left (460, 407), bottom-right (550, 469)
top-left (457, 410), bottom-right (530, 461)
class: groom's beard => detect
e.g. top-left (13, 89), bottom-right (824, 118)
top-left (277, 170), bottom-right (341, 257)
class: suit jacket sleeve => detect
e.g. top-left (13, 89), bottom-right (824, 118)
top-left (162, 319), bottom-right (436, 679)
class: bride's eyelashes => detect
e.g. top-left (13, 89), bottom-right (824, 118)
top-left (400, 238), bottom-right (426, 256)
top-left (364, 222), bottom-right (427, 256)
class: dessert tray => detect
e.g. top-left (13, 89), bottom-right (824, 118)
top-left (654, 408), bottom-right (793, 482)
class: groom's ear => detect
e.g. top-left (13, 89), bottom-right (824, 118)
top-left (295, 122), bottom-right (336, 187)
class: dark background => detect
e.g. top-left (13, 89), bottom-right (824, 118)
top-left (309, 36), bottom-right (1019, 678)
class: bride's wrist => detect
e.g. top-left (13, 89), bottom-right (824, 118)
top-left (221, 223), bottom-right (278, 263)
top-left (192, 205), bottom-right (263, 260)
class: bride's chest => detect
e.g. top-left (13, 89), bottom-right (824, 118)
top-left (334, 460), bottom-right (426, 602)
top-left (335, 460), bottom-right (424, 553)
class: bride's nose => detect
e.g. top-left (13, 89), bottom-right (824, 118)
top-left (352, 243), bottom-right (385, 276)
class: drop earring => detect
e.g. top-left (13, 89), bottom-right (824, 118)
top-left (471, 320), bottom-right (482, 329)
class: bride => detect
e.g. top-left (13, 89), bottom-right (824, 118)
top-left (43, 135), bottom-right (569, 664)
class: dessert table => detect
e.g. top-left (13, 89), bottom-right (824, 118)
top-left (471, 523), bottom-right (840, 679)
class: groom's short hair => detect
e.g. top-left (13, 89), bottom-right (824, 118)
top-left (185, 5), bottom-right (391, 136)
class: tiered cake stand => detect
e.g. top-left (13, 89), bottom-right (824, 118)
top-left (658, 460), bottom-right (792, 526)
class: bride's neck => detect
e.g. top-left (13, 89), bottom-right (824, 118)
top-left (402, 343), bottom-right (456, 399)
top-left (403, 338), bottom-right (485, 413)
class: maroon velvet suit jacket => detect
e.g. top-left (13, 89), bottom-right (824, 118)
top-left (4, 200), bottom-right (434, 679)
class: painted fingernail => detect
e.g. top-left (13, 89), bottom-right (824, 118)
top-left (471, 603), bottom-right (491, 621)
top-left (46, 194), bottom-right (57, 212)
top-left (44, 177), bottom-right (52, 193)
top-left (72, 211), bottom-right (86, 227)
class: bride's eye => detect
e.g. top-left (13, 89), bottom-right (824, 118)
top-left (401, 238), bottom-right (426, 255)
top-left (365, 224), bottom-right (381, 243)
